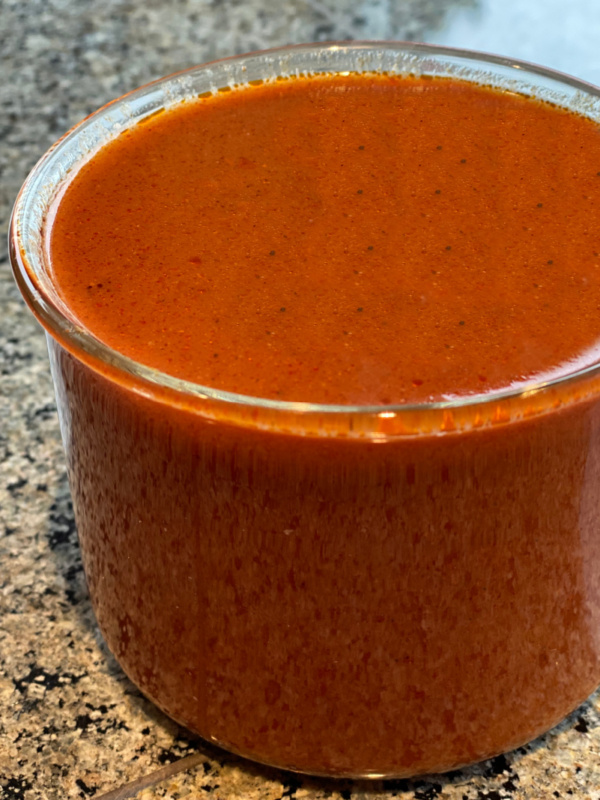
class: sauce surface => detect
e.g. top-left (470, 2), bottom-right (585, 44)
top-left (49, 74), bottom-right (600, 405)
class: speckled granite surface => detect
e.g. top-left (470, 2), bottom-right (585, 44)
top-left (4, 1), bottom-right (600, 798)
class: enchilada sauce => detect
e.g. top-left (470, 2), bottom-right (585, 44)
top-left (46, 75), bottom-right (600, 775)
top-left (50, 74), bottom-right (600, 405)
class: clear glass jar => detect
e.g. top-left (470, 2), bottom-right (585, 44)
top-left (10, 42), bottom-right (600, 778)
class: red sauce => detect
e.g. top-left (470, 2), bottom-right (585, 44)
top-left (42, 73), bottom-right (600, 777)
top-left (50, 75), bottom-right (600, 404)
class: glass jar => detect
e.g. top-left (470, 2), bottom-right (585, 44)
top-left (10, 42), bottom-right (600, 778)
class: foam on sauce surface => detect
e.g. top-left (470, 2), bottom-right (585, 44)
top-left (49, 74), bottom-right (600, 405)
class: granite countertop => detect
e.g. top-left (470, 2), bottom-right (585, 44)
top-left (3, 1), bottom-right (600, 798)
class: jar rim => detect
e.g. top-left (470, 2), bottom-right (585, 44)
top-left (10, 40), bottom-right (600, 437)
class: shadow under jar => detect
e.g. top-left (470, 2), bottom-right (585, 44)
top-left (10, 42), bottom-right (600, 778)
